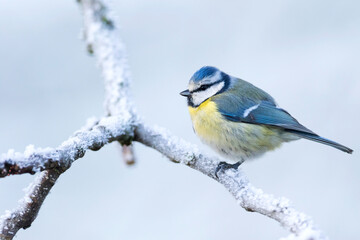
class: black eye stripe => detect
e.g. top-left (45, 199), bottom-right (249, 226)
top-left (193, 84), bottom-right (211, 92)
top-left (191, 80), bottom-right (223, 93)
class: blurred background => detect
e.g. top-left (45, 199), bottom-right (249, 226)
top-left (0, 0), bottom-right (359, 239)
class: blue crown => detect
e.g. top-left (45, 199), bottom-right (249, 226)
top-left (191, 66), bottom-right (219, 82)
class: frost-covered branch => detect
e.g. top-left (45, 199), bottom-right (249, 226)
top-left (0, 0), bottom-right (329, 239)
top-left (81, 0), bottom-right (133, 115)
top-left (1, 1), bottom-right (137, 238)
top-left (0, 116), bottom-right (135, 178)
top-left (80, 0), bottom-right (136, 162)
top-left (0, 117), bottom-right (327, 240)
top-left (0, 116), bottom-right (135, 239)
top-left (135, 123), bottom-right (327, 240)
top-left (0, 170), bottom-right (61, 240)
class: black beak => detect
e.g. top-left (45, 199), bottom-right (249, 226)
top-left (180, 89), bottom-right (191, 97)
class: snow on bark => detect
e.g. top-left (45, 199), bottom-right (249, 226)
top-left (80, 0), bottom-right (133, 116)
top-left (135, 122), bottom-right (327, 239)
top-left (0, 115), bottom-right (135, 239)
top-left (0, 116), bottom-right (135, 178)
top-left (0, 170), bottom-right (61, 240)
top-left (80, 0), bottom-right (137, 164)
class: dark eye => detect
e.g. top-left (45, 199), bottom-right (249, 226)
top-left (197, 84), bottom-right (211, 91)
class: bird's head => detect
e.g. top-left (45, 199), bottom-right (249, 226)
top-left (180, 66), bottom-right (230, 107)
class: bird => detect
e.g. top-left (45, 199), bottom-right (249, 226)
top-left (180, 66), bottom-right (353, 177)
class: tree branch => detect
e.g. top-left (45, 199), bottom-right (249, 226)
top-left (0, 117), bottom-right (327, 240)
top-left (80, 0), bottom-right (136, 163)
top-left (134, 123), bottom-right (327, 240)
top-left (0, 0), bottom-right (329, 239)
top-left (0, 116), bottom-right (135, 178)
top-left (81, 0), bottom-right (133, 115)
top-left (0, 170), bottom-right (62, 240)
top-left (0, 116), bottom-right (135, 238)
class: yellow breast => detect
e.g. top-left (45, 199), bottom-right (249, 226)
top-left (188, 98), bottom-right (284, 161)
top-left (188, 98), bottom-right (224, 141)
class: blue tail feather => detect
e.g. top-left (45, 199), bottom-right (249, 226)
top-left (288, 131), bottom-right (353, 154)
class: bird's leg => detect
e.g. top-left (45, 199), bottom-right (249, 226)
top-left (215, 159), bottom-right (244, 178)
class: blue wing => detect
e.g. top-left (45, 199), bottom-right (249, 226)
top-left (214, 96), bottom-right (315, 134)
top-left (213, 95), bottom-right (353, 153)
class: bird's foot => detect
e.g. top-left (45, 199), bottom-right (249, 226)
top-left (215, 160), bottom-right (243, 178)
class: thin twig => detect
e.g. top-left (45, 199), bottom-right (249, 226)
top-left (121, 145), bottom-right (136, 165)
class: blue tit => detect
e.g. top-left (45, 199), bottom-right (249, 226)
top-left (180, 66), bottom-right (353, 175)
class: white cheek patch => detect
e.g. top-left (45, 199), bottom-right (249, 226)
top-left (192, 81), bottom-right (225, 106)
